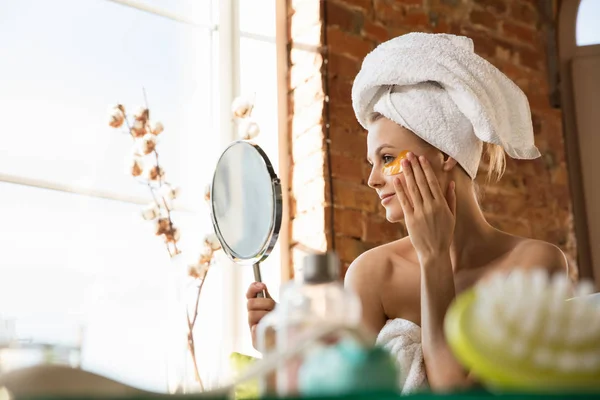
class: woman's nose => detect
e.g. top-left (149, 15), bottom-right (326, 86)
top-left (367, 165), bottom-right (384, 189)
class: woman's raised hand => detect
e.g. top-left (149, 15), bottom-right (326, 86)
top-left (246, 282), bottom-right (276, 349)
top-left (393, 152), bottom-right (456, 262)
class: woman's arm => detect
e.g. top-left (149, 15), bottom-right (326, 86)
top-left (393, 153), bottom-right (473, 390)
top-left (420, 252), bottom-right (473, 390)
top-left (344, 251), bottom-right (388, 336)
top-left (419, 241), bottom-right (570, 390)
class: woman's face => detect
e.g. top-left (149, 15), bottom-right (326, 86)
top-left (366, 117), bottom-right (446, 223)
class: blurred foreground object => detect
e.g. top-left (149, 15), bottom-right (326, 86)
top-left (0, 365), bottom-right (146, 398)
top-left (445, 269), bottom-right (600, 392)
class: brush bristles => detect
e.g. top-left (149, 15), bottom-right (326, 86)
top-left (471, 269), bottom-right (600, 373)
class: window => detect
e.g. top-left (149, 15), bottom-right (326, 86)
top-left (576, 0), bottom-right (600, 46)
top-left (0, 0), bottom-right (280, 392)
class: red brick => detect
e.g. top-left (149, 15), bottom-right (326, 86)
top-left (474, 0), bottom-right (507, 14)
top-left (461, 28), bottom-right (497, 59)
top-left (294, 178), bottom-right (326, 214)
top-left (330, 152), bottom-right (364, 183)
top-left (290, 52), bottom-right (323, 90)
top-left (364, 215), bottom-right (405, 243)
top-left (510, 3), bottom-right (537, 26)
top-left (292, 124), bottom-right (324, 161)
top-left (327, 26), bottom-right (374, 60)
top-left (337, 236), bottom-right (372, 263)
top-left (327, 1), bottom-right (364, 34)
top-left (328, 102), bottom-right (361, 131)
top-left (429, 12), bottom-right (450, 33)
top-left (469, 9), bottom-right (499, 30)
top-left (362, 20), bottom-right (390, 43)
top-left (292, 150), bottom-right (325, 186)
top-left (333, 179), bottom-right (380, 212)
top-left (518, 47), bottom-right (543, 71)
top-left (337, 0), bottom-right (372, 13)
top-left (486, 215), bottom-right (532, 238)
top-left (291, 100), bottom-right (324, 138)
top-left (329, 125), bottom-right (367, 157)
top-left (328, 52), bottom-right (361, 80)
top-left (406, 11), bottom-right (429, 27)
top-left (527, 92), bottom-right (550, 111)
top-left (440, 0), bottom-right (461, 7)
top-left (327, 77), bottom-right (353, 106)
top-left (482, 193), bottom-right (528, 216)
top-left (503, 22), bottom-right (536, 46)
top-left (285, 0), bottom-right (576, 278)
top-left (291, 74), bottom-right (325, 113)
top-left (373, 0), bottom-right (406, 25)
top-left (330, 207), bottom-right (364, 238)
top-left (290, 0), bottom-right (322, 38)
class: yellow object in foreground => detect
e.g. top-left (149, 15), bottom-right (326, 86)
top-left (444, 270), bottom-right (600, 393)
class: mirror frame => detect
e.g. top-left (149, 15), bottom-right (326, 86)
top-left (209, 140), bottom-right (283, 265)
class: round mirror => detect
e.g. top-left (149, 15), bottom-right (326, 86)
top-left (210, 141), bottom-right (282, 296)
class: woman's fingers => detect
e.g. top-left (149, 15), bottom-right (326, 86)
top-left (418, 155), bottom-right (444, 200)
top-left (401, 157), bottom-right (423, 207)
top-left (408, 152), bottom-right (433, 201)
top-left (248, 310), bottom-right (270, 327)
top-left (246, 282), bottom-right (269, 299)
top-left (393, 177), bottom-right (413, 214)
top-left (247, 297), bottom-right (276, 311)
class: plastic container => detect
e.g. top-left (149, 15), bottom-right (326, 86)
top-left (275, 252), bottom-right (362, 396)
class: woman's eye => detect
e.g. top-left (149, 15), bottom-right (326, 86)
top-left (382, 155), bottom-right (395, 164)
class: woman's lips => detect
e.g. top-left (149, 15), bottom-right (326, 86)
top-left (380, 193), bottom-right (394, 205)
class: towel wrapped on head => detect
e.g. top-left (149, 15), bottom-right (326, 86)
top-left (351, 33), bottom-right (541, 179)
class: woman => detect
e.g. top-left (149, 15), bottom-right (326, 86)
top-left (246, 33), bottom-right (571, 392)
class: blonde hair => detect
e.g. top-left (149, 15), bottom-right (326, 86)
top-left (482, 143), bottom-right (506, 183)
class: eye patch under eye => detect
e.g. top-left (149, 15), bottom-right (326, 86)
top-left (382, 150), bottom-right (409, 176)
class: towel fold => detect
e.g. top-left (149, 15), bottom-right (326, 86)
top-left (376, 318), bottom-right (426, 394)
top-left (352, 33), bottom-right (541, 179)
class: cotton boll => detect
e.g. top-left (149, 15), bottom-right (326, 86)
top-left (161, 184), bottom-right (180, 200)
top-left (141, 203), bottom-right (160, 220)
top-left (231, 95), bottom-right (254, 119)
top-left (134, 106), bottom-right (149, 122)
top-left (151, 121), bottom-right (164, 135)
top-left (108, 105), bottom-right (125, 128)
top-left (239, 120), bottom-right (260, 140)
top-left (204, 233), bottom-right (222, 251)
top-left (140, 133), bottom-right (157, 155)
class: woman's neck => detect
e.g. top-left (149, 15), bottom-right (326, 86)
top-left (449, 182), bottom-right (503, 272)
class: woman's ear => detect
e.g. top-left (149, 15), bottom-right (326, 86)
top-left (442, 156), bottom-right (458, 172)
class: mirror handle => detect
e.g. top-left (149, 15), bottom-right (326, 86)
top-left (253, 262), bottom-right (267, 298)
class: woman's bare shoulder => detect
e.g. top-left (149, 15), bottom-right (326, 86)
top-left (504, 237), bottom-right (570, 276)
top-left (345, 238), bottom-right (413, 280)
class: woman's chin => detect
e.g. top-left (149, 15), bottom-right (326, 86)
top-left (385, 208), bottom-right (404, 223)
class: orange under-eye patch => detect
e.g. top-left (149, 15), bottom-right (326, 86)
top-left (382, 150), bottom-right (409, 176)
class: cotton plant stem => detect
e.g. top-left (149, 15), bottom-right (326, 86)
top-left (186, 272), bottom-right (209, 391)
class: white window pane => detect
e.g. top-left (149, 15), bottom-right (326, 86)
top-left (0, 0), bottom-right (218, 211)
top-left (0, 181), bottom-right (229, 391)
top-left (123, 0), bottom-right (215, 25)
top-left (239, 0), bottom-right (276, 37)
top-left (236, 36), bottom-right (281, 356)
top-left (239, 38), bottom-right (279, 173)
top-left (577, 0), bottom-right (600, 46)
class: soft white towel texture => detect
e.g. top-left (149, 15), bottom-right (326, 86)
top-left (351, 33), bottom-right (541, 179)
top-left (376, 318), bottom-right (427, 394)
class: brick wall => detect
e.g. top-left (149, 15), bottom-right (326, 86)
top-left (286, 0), bottom-right (576, 277)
